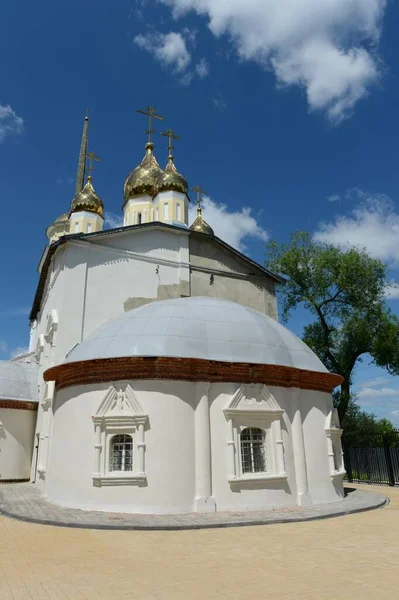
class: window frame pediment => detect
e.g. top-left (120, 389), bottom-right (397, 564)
top-left (92, 385), bottom-right (148, 486)
top-left (224, 384), bottom-right (287, 484)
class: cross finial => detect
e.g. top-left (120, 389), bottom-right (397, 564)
top-left (161, 128), bottom-right (180, 159)
top-left (137, 105), bottom-right (164, 144)
top-left (192, 185), bottom-right (206, 210)
top-left (84, 151), bottom-right (100, 179)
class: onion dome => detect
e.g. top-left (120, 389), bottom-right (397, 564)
top-left (154, 156), bottom-right (188, 197)
top-left (70, 176), bottom-right (104, 217)
top-left (123, 142), bottom-right (164, 205)
top-left (54, 212), bottom-right (69, 225)
top-left (189, 205), bottom-right (214, 236)
top-left (46, 212), bottom-right (70, 241)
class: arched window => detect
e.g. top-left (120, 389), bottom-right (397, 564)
top-left (110, 434), bottom-right (133, 472)
top-left (240, 428), bottom-right (266, 474)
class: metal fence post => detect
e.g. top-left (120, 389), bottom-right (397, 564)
top-left (383, 434), bottom-right (395, 487)
top-left (342, 440), bottom-right (353, 483)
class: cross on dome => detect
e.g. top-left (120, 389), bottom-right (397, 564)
top-left (137, 105), bottom-right (164, 145)
top-left (161, 128), bottom-right (180, 160)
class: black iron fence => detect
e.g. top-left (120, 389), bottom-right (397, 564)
top-left (342, 430), bottom-right (399, 487)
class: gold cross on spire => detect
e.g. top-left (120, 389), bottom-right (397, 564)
top-left (161, 128), bottom-right (180, 159)
top-left (137, 105), bottom-right (164, 144)
top-left (192, 185), bottom-right (206, 210)
top-left (85, 151), bottom-right (100, 179)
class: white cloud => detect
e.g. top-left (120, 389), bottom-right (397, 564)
top-left (327, 195), bottom-right (341, 203)
top-left (195, 58), bottom-right (209, 78)
top-left (314, 194), bottom-right (399, 266)
top-left (385, 283), bottom-right (399, 299)
top-left (188, 196), bottom-right (268, 251)
top-left (357, 387), bottom-right (399, 398)
top-left (0, 307), bottom-right (29, 317)
top-left (0, 104), bottom-right (23, 143)
top-left (212, 94), bottom-right (227, 110)
top-left (10, 346), bottom-right (29, 359)
top-left (161, 0), bottom-right (386, 122)
top-left (0, 340), bottom-right (7, 353)
top-left (134, 31), bottom-right (191, 73)
top-left (104, 212), bottom-right (123, 229)
top-left (361, 376), bottom-right (395, 388)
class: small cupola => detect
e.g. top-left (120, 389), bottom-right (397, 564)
top-left (189, 185), bottom-right (214, 235)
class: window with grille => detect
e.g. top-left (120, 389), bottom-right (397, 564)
top-left (240, 428), bottom-right (266, 474)
top-left (110, 434), bottom-right (133, 472)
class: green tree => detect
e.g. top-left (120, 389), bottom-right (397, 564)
top-left (266, 231), bottom-right (399, 423)
top-left (343, 399), bottom-right (395, 444)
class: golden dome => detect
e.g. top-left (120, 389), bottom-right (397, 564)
top-left (189, 207), bottom-right (214, 235)
top-left (154, 156), bottom-right (188, 197)
top-left (46, 212), bottom-right (70, 242)
top-left (123, 142), bottom-right (164, 204)
top-left (70, 176), bottom-right (104, 217)
top-left (54, 212), bottom-right (69, 224)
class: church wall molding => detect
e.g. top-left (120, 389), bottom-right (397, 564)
top-left (0, 400), bottom-right (38, 411)
top-left (67, 237), bottom-right (191, 271)
top-left (45, 357), bottom-right (343, 394)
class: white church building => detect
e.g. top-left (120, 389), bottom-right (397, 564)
top-left (0, 108), bottom-right (345, 514)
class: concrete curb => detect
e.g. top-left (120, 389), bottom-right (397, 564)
top-left (0, 486), bottom-right (389, 531)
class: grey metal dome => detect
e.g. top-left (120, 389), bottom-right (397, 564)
top-left (0, 360), bottom-right (38, 402)
top-left (65, 297), bottom-right (328, 373)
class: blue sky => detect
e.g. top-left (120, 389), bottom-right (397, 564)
top-left (0, 0), bottom-right (398, 423)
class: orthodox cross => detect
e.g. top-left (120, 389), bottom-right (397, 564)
top-left (137, 105), bottom-right (164, 144)
top-left (161, 128), bottom-right (180, 158)
top-left (192, 185), bottom-right (206, 210)
top-left (85, 151), bottom-right (100, 178)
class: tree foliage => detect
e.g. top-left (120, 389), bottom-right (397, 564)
top-left (343, 399), bottom-right (396, 444)
top-left (266, 231), bottom-right (399, 422)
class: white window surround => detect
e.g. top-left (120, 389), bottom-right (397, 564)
top-left (44, 309), bottom-right (59, 346)
top-left (325, 408), bottom-right (345, 478)
top-left (74, 222), bottom-right (79, 233)
top-left (164, 203), bottom-right (169, 220)
top-left (87, 223), bottom-right (92, 233)
top-left (224, 384), bottom-right (287, 484)
top-left (92, 385), bottom-right (148, 486)
top-left (176, 203), bottom-right (181, 221)
top-left (35, 334), bottom-right (45, 364)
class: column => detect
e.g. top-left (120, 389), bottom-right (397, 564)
top-left (274, 419), bottom-right (286, 475)
top-left (136, 423), bottom-right (145, 475)
top-left (37, 407), bottom-right (49, 475)
top-left (291, 388), bottom-right (312, 506)
top-left (326, 433), bottom-right (335, 473)
top-left (93, 424), bottom-right (102, 476)
top-left (227, 418), bottom-right (236, 478)
top-left (194, 382), bottom-right (216, 513)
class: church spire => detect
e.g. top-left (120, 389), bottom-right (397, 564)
top-left (75, 109), bottom-right (89, 195)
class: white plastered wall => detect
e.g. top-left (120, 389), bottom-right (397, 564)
top-left (0, 408), bottom-right (36, 481)
top-left (46, 381), bottom-right (197, 513)
top-left (44, 379), bottom-right (343, 513)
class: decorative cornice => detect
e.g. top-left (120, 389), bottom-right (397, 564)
top-left (44, 357), bottom-right (343, 393)
top-left (0, 399), bottom-right (38, 411)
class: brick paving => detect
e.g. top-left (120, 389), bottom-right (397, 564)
top-left (0, 484), bottom-right (397, 599)
top-left (0, 483), bottom-right (387, 530)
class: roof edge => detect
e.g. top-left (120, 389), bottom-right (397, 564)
top-left (29, 222), bottom-right (284, 321)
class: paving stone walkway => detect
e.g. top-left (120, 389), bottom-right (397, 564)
top-left (0, 483), bottom-right (387, 530)
top-left (0, 483), bottom-right (398, 600)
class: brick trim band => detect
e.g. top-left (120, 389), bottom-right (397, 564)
top-left (45, 357), bottom-right (343, 393)
top-left (0, 400), bottom-right (38, 411)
